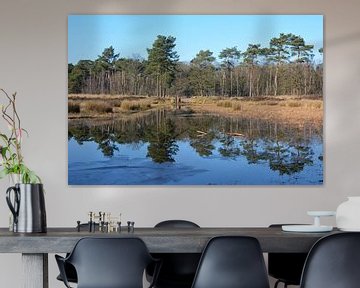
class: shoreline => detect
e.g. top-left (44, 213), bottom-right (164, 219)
top-left (68, 94), bottom-right (323, 127)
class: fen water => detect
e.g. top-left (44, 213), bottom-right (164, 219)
top-left (68, 109), bottom-right (323, 185)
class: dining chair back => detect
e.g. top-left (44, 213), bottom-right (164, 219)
top-left (300, 232), bottom-right (360, 288)
top-left (191, 236), bottom-right (270, 288)
top-left (268, 224), bottom-right (308, 288)
top-left (56, 237), bottom-right (159, 288)
top-left (148, 220), bottom-right (201, 288)
top-left (56, 223), bottom-right (99, 284)
top-left (154, 220), bottom-right (200, 229)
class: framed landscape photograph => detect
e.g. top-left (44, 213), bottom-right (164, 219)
top-left (68, 15), bottom-right (323, 185)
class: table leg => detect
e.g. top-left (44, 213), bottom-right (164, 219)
top-left (22, 253), bottom-right (48, 288)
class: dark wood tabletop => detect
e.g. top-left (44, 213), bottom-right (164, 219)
top-left (0, 227), bottom-right (340, 253)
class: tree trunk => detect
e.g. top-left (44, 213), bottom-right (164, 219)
top-left (222, 71), bottom-right (226, 96)
top-left (156, 75), bottom-right (160, 97)
top-left (230, 69), bottom-right (233, 97)
top-left (274, 65), bottom-right (279, 96)
top-left (236, 69), bottom-right (239, 97)
top-left (249, 66), bottom-right (253, 98)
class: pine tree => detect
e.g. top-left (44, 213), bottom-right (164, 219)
top-left (219, 47), bottom-right (241, 96)
top-left (268, 33), bottom-right (293, 95)
top-left (146, 35), bottom-right (179, 97)
top-left (243, 44), bottom-right (265, 97)
top-left (189, 50), bottom-right (216, 96)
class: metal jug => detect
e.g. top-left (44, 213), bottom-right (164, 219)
top-left (6, 183), bottom-right (47, 233)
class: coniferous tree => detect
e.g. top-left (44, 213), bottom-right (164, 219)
top-left (268, 33), bottom-right (294, 95)
top-left (189, 50), bottom-right (216, 96)
top-left (96, 46), bottom-right (120, 94)
top-left (146, 35), bottom-right (179, 97)
top-left (68, 33), bottom-right (323, 98)
top-left (219, 47), bottom-right (241, 96)
top-left (243, 44), bottom-right (265, 97)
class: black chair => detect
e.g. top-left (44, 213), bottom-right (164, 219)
top-left (268, 224), bottom-right (308, 288)
top-left (300, 232), bottom-right (360, 288)
top-left (55, 237), bottom-right (160, 288)
top-left (147, 220), bottom-right (201, 288)
top-left (191, 236), bottom-right (270, 288)
top-left (154, 220), bottom-right (200, 229)
top-left (56, 223), bottom-right (99, 284)
top-left (56, 262), bottom-right (77, 284)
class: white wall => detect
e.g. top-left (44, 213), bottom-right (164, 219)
top-left (1, 0), bottom-right (360, 286)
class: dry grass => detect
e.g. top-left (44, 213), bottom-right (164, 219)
top-left (69, 94), bottom-right (148, 101)
top-left (260, 100), bottom-right (280, 106)
top-left (232, 102), bottom-right (242, 111)
top-left (306, 101), bottom-right (323, 109)
top-left (190, 96), bottom-right (221, 105)
top-left (68, 94), bottom-right (323, 126)
top-left (80, 101), bottom-right (113, 113)
top-left (68, 95), bottom-right (172, 118)
top-left (120, 99), bottom-right (152, 111)
top-left (190, 95), bottom-right (323, 126)
top-left (279, 99), bottom-right (323, 109)
top-left (68, 101), bottom-right (80, 113)
top-left (217, 100), bottom-right (233, 108)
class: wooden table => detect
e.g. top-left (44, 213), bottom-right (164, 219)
top-left (0, 227), bottom-right (338, 288)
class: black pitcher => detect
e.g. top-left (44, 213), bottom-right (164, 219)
top-left (6, 183), bottom-right (47, 233)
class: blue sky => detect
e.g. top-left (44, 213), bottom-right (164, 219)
top-left (68, 15), bottom-right (323, 64)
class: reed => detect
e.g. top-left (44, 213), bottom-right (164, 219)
top-left (68, 102), bottom-right (80, 113)
top-left (217, 100), bottom-right (233, 108)
top-left (80, 101), bottom-right (113, 113)
top-left (120, 99), bottom-right (152, 111)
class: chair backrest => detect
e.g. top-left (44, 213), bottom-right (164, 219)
top-left (155, 220), bottom-right (200, 228)
top-left (268, 224), bottom-right (308, 285)
top-left (151, 220), bottom-right (201, 285)
top-left (191, 236), bottom-right (270, 288)
top-left (300, 232), bottom-right (360, 288)
top-left (67, 237), bottom-right (154, 288)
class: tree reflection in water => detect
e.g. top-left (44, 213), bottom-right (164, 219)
top-left (263, 140), bottom-right (314, 175)
top-left (145, 117), bottom-right (179, 163)
top-left (68, 109), bottom-right (322, 176)
top-left (69, 123), bottom-right (119, 157)
top-left (218, 135), bottom-right (241, 159)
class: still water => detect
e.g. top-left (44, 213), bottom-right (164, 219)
top-left (68, 109), bottom-right (323, 185)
